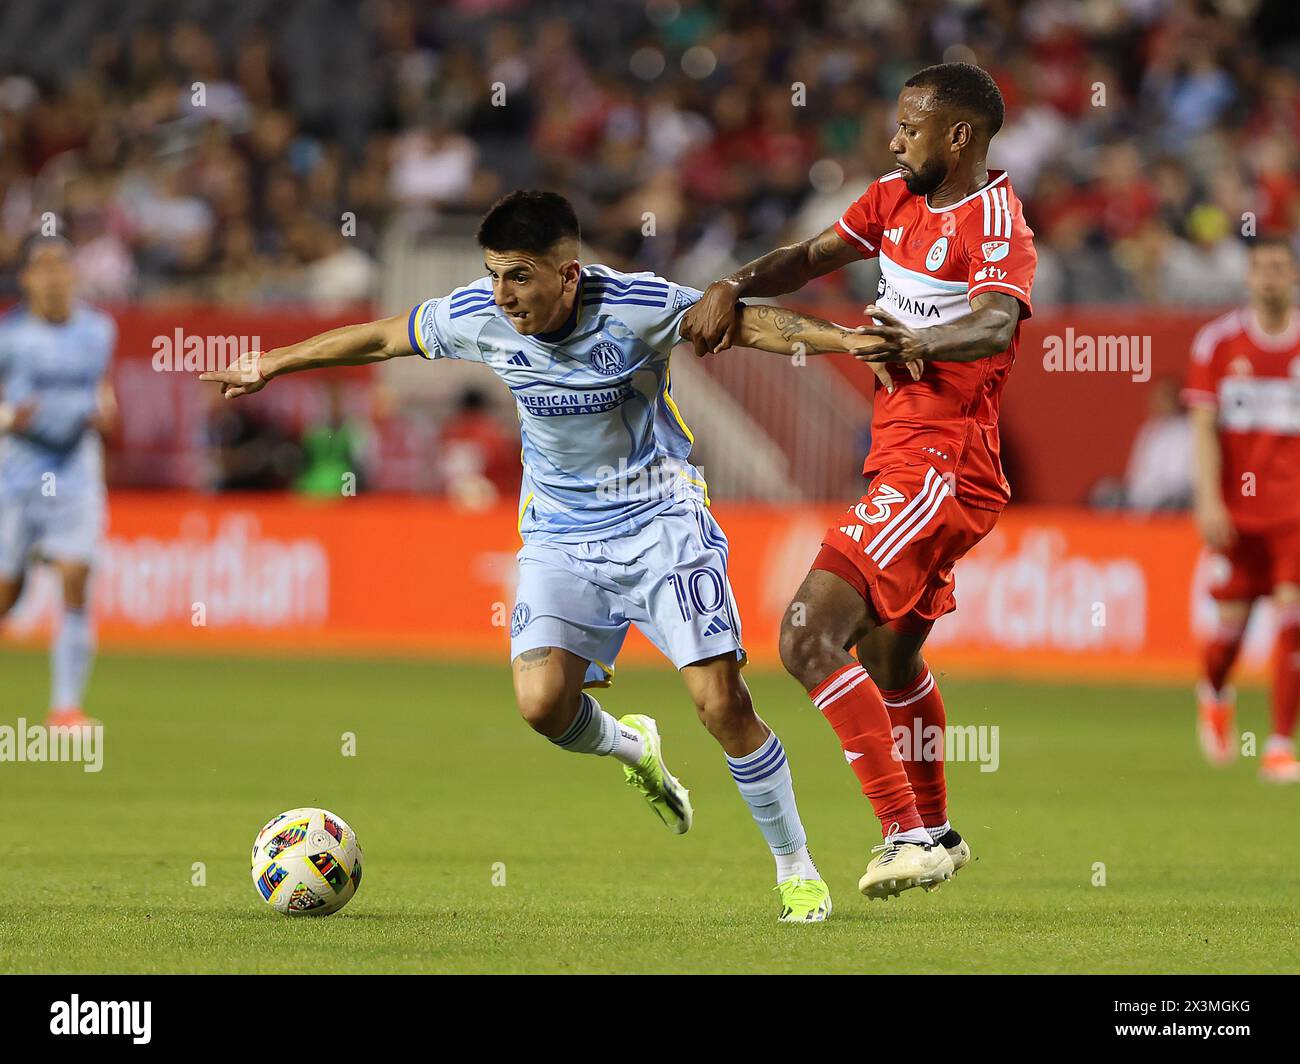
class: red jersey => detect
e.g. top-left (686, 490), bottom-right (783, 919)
top-left (834, 169), bottom-right (1037, 511)
top-left (1182, 308), bottom-right (1300, 533)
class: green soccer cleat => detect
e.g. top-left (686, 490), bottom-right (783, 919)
top-left (618, 714), bottom-right (693, 835)
top-left (776, 876), bottom-right (833, 923)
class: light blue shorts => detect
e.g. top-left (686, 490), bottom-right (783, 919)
top-left (510, 500), bottom-right (745, 686)
top-left (0, 489), bottom-right (105, 578)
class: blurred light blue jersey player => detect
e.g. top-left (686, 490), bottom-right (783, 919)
top-left (407, 264), bottom-right (738, 686)
top-left (0, 303), bottom-right (116, 546)
top-left (0, 236), bottom-right (117, 726)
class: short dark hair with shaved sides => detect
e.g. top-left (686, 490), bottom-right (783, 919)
top-left (477, 189), bottom-right (580, 255)
top-left (904, 63), bottom-right (1005, 137)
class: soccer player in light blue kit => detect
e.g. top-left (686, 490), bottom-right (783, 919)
top-left (0, 235), bottom-right (118, 728)
top-left (203, 191), bottom-right (874, 921)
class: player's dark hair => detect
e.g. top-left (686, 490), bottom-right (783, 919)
top-left (904, 62), bottom-right (1005, 138)
top-left (19, 232), bottom-right (72, 266)
top-left (1249, 234), bottom-right (1297, 259)
top-left (477, 190), bottom-right (580, 255)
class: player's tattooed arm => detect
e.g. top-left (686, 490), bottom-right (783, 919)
top-left (199, 313), bottom-right (415, 398)
top-left (851, 291), bottom-right (1021, 366)
top-left (735, 304), bottom-right (862, 355)
top-left (681, 225), bottom-right (859, 357)
top-left (734, 304), bottom-right (908, 391)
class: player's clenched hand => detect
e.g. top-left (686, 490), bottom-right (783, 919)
top-left (1196, 496), bottom-right (1235, 552)
top-left (853, 306), bottom-right (928, 378)
top-left (200, 350), bottom-right (268, 399)
top-left (845, 318), bottom-right (924, 384)
top-left (681, 280), bottom-right (742, 357)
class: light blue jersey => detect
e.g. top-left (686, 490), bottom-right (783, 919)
top-left (0, 302), bottom-right (115, 576)
top-left (408, 265), bottom-right (706, 542)
top-left (0, 302), bottom-right (116, 500)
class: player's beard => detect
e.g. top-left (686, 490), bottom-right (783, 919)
top-left (900, 157), bottom-right (947, 197)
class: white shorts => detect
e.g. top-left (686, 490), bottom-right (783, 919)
top-left (0, 489), bottom-right (105, 579)
top-left (510, 500), bottom-right (745, 686)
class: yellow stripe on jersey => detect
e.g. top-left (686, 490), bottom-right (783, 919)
top-left (408, 303), bottom-right (434, 358)
top-left (684, 475), bottom-right (711, 507)
top-left (517, 492), bottom-right (534, 536)
top-left (662, 362), bottom-right (694, 446)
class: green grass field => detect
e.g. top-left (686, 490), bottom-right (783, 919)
top-left (0, 648), bottom-right (1296, 974)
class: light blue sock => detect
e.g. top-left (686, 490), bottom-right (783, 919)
top-left (547, 693), bottom-right (642, 765)
top-left (51, 605), bottom-right (96, 712)
top-left (726, 731), bottom-right (818, 881)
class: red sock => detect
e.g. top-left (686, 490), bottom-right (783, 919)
top-left (879, 664), bottom-right (947, 829)
top-left (810, 663), bottom-right (922, 834)
top-left (1271, 606), bottom-right (1300, 741)
top-left (1203, 616), bottom-right (1246, 696)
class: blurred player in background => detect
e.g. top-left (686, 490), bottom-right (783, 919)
top-left (202, 189), bottom-right (889, 922)
top-left (1185, 237), bottom-right (1300, 783)
top-left (684, 63), bottom-right (1035, 899)
top-left (0, 235), bottom-right (118, 728)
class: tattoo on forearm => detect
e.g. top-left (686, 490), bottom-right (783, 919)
top-left (750, 305), bottom-right (849, 351)
top-left (807, 229), bottom-right (845, 265)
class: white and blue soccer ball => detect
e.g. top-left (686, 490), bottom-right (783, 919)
top-left (250, 807), bottom-right (363, 916)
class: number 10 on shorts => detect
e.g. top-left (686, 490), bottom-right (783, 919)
top-left (667, 566), bottom-right (726, 621)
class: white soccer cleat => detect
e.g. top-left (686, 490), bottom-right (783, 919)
top-left (938, 829), bottom-right (972, 875)
top-left (859, 827), bottom-right (955, 900)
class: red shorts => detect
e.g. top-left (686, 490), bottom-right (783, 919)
top-left (815, 463), bottom-right (999, 629)
top-left (1206, 526), bottom-right (1300, 601)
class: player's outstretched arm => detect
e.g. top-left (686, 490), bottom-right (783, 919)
top-left (199, 313), bottom-right (414, 398)
top-left (851, 292), bottom-right (1020, 367)
top-left (682, 225), bottom-right (859, 356)
top-left (734, 304), bottom-right (915, 391)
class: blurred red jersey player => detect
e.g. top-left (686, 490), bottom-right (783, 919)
top-left (683, 63), bottom-right (1035, 900)
top-left (1184, 237), bottom-right (1300, 783)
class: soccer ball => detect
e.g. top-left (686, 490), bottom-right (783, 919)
top-left (250, 807), bottom-right (363, 916)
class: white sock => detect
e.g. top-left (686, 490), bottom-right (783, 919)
top-left (776, 845), bottom-right (820, 883)
top-left (926, 820), bottom-right (952, 843)
top-left (725, 731), bottom-right (815, 882)
top-left (894, 827), bottom-right (933, 846)
top-left (548, 693), bottom-right (643, 766)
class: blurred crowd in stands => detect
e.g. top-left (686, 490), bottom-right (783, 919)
top-left (204, 382), bottom-right (522, 502)
top-left (0, 0), bottom-right (1297, 309)
top-left (1, 0), bottom-right (1295, 506)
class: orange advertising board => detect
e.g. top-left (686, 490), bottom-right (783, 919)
top-left (3, 493), bottom-right (1271, 681)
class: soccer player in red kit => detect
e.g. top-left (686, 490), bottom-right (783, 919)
top-left (683, 63), bottom-right (1035, 898)
top-left (1184, 237), bottom-right (1300, 784)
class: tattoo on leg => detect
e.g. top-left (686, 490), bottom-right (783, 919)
top-left (518, 647), bottom-right (553, 672)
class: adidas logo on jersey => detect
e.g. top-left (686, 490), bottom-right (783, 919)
top-left (883, 226), bottom-right (904, 245)
top-left (703, 615), bottom-right (732, 637)
top-left (507, 350), bottom-right (531, 367)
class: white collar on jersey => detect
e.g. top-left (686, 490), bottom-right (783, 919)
top-left (924, 170), bottom-right (1009, 213)
top-left (1242, 306), bottom-right (1300, 350)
